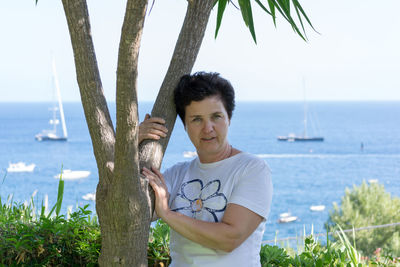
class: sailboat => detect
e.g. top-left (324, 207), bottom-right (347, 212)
top-left (277, 79), bottom-right (324, 142)
top-left (35, 59), bottom-right (68, 141)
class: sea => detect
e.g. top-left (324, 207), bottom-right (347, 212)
top-left (1, 101), bottom-right (399, 246)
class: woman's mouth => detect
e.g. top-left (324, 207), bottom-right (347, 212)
top-left (201, 137), bottom-right (215, 142)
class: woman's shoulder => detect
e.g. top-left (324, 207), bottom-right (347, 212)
top-left (163, 159), bottom-right (193, 175)
top-left (236, 152), bottom-right (268, 166)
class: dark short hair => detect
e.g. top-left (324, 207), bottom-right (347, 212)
top-left (174, 72), bottom-right (235, 125)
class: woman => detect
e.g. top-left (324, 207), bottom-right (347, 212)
top-left (141, 72), bottom-right (273, 266)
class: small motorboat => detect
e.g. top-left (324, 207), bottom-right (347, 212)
top-left (82, 193), bottom-right (96, 201)
top-left (7, 162), bottom-right (36, 172)
top-left (183, 151), bottom-right (197, 158)
top-left (278, 212), bottom-right (298, 223)
top-left (310, 205), bottom-right (325, 212)
top-left (54, 170), bottom-right (90, 180)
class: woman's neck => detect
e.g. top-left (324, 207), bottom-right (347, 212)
top-left (198, 144), bottom-right (233, 164)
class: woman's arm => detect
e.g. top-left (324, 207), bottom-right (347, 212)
top-left (142, 167), bottom-right (263, 252)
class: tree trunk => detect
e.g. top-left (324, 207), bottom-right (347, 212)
top-left (62, 0), bottom-right (214, 266)
top-left (139, 0), bottom-right (215, 213)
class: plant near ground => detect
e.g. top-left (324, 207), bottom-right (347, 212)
top-left (0, 178), bottom-right (101, 266)
top-left (326, 181), bottom-right (400, 256)
top-left (260, 226), bottom-right (399, 267)
top-left (148, 219), bottom-right (171, 266)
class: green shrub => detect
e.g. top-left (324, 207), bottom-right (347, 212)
top-left (0, 177), bottom-right (101, 266)
top-left (326, 181), bottom-right (400, 256)
top-left (2, 177), bottom-right (399, 266)
top-left (261, 230), bottom-right (398, 267)
top-left (148, 219), bottom-right (171, 266)
top-left (0, 201), bottom-right (101, 266)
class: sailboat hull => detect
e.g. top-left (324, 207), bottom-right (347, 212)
top-left (35, 134), bottom-right (67, 141)
top-left (277, 136), bottom-right (324, 142)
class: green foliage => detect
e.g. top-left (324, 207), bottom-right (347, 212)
top-left (215, 0), bottom-right (317, 43)
top-left (3, 178), bottom-right (399, 265)
top-left (327, 181), bottom-right (400, 256)
top-left (0, 205), bottom-right (101, 266)
top-left (0, 178), bottom-right (101, 266)
top-left (260, 231), bottom-right (397, 267)
top-left (148, 219), bottom-right (171, 266)
top-left (260, 244), bottom-right (291, 266)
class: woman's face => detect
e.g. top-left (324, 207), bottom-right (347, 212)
top-left (184, 96), bottom-right (230, 161)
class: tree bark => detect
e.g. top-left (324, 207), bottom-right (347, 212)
top-left (62, 0), bottom-right (215, 266)
top-left (97, 0), bottom-right (150, 266)
top-left (61, 0), bottom-right (115, 184)
top-left (139, 0), bottom-right (215, 214)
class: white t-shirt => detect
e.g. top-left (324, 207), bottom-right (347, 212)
top-left (163, 152), bottom-right (273, 267)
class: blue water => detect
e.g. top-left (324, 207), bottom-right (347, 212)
top-left (1, 101), bottom-right (399, 245)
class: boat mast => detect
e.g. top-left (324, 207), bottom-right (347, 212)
top-left (302, 77), bottom-right (308, 138)
top-left (52, 59), bottom-right (68, 138)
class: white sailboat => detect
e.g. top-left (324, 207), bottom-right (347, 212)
top-left (54, 169), bottom-right (91, 180)
top-left (277, 79), bottom-right (324, 142)
top-left (35, 59), bottom-right (68, 141)
top-left (7, 162), bottom-right (36, 172)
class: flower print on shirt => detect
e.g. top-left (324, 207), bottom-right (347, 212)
top-left (172, 179), bottom-right (227, 222)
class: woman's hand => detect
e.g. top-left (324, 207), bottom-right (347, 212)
top-left (139, 114), bottom-right (168, 144)
top-left (142, 166), bottom-right (170, 218)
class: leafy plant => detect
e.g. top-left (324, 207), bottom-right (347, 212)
top-left (260, 244), bottom-right (290, 266)
top-left (0, 177), bottom-right (101, 266)
top-left (326, 181), bottom-right (400, 256)
top-left (148, 219), bottom-right (171, 266)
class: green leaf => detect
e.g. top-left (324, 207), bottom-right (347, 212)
top-left (55, 177), bottom-right (64, 217)
top-left (238, 0), bottom-right (250, 26)
top-left (238, 0), bottom-right (257, 43)
top-left (267, 0), bottom-right (277, 26)
top-left (292, 0), bottom-right (317, 32)
top-left (255, 0), bottom-right (272, 16)
top-left (215, 0), bottom-right (229, 38)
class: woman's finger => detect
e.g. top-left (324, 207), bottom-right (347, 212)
top-left (151, 167), bottom-right (163, 178)
top-left (146, 117), bottom-right (166, 125)
top-left (147, 128), bottom-right (167, 137)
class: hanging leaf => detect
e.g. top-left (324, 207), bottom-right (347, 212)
top-left (292, 0), bottom-right (318, 32)
top-left (255, 0), bottom-right (272, 16)
top-left (213, 0), bottom-right (315, 43)
top-left (215, 0), bottom-right (229, 38)
top-left (238, 0), bottom-right (250, 26)
top-left (238, 0), bottom-right (257, 43)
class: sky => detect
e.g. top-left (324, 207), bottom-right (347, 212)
top-left (1, 0), bottom-right (399, 102)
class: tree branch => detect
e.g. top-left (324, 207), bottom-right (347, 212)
top-left (61, 0), bottom-right (115, 184)
top-left (139, 0), bottom-right (215, 169)
top-left (114, 0), bottom-right (148, 194)
top-left (139, 0), bottom-right (215, 214)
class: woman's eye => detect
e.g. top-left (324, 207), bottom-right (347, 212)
top-left (213, 114), bottom-right (222, 119)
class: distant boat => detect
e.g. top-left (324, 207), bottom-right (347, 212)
top-left (35, 58), bottom-right (68, 142)
top-left (54, 170), bottom-right (90, 180)
top-left (82, 193), bottom-right (96, 201)
top-left (278, 212), bottom-right (298, 223)
top-left (183, 151), bottom-right (197, 158)
top-left (7, 162), bottom-right (36, 172)
top-left (310, 205), bottom-right (325, 212)
top-left (278, 78), bottom-right (324, 142)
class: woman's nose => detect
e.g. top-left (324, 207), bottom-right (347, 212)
top-left (202, 120), bottom-right (214, 133)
